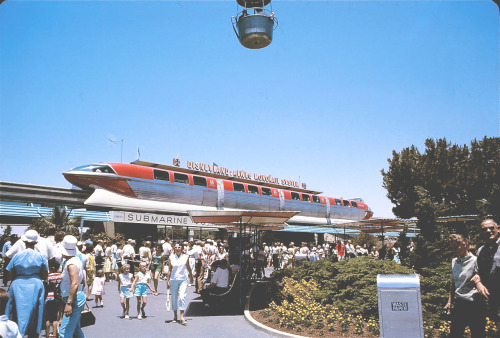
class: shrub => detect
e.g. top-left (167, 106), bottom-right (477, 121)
top-left (271, 256), bottom-right (414, 320)
top-left (269, 255), bottom-right (453, 328)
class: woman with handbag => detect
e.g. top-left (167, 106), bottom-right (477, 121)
top-left (59, 235), bottom-right (86, 338)
top-left (166, 243), bottom-right (193, 326)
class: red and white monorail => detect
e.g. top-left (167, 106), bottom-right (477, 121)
top-left (63, 161), bottom-right (373, 226)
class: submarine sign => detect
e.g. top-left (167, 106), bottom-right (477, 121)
top-left (184, 159), bottom-right (306, 189)
top-left (110, 211), bottom-right (223, 228)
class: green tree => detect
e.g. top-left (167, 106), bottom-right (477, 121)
top-left (381, 137), bottom-right (500, 240)
top-left (352, 232), bottom-right (377, 250)
top-left (33, 206), bottom-right (82, 237)
top-left (0, 225), bottom-right (13, 247)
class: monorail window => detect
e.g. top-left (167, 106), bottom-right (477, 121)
top-left (261, 187), bottom-right (272, 196)
top-left (343, 200), bottom-right (350, 207)
top-left (193, 176), bottom-right (207, 187)
top-left (335, 199), bottom-right (342, 206)
top-left (174, 173), bottom-right (189, 184)
top-left (154, 170), bottom-right (170, 181)
top-left (248, 185), bottom-right (259, 194)
top-left (351, 201), bottom-right (358, 208)
top-left (233, 183), bottom-right (245, 192)
top-left (73, 164), bottom-right (116, 174)
top-left (302, 194), bottom-right (310, 202)
top-left (291, 192), bottom-right (300, 201)
top-left (312, 196), bottom-right (320, 203)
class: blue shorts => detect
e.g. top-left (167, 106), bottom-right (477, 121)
top-left (120, 285), bottom-right (133, 298)
top-left (134, 284), bottom-right (148, 296)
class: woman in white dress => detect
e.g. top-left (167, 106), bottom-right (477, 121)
top-left (166, 243), bottom-right (193, 326)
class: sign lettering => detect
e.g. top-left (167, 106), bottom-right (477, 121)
top-left (110, 211), bottom-right (223, 228)
top-left (185, 159), bottom-right (303, 188)
top-left (391, 302), bottom-right (409, 311)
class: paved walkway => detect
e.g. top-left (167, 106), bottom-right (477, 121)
top-left (80, 278), bottom-right (271, 338)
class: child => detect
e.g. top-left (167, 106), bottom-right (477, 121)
top-left (0, 288), bottom-right (21, 338)
top-left (45, 261), bottom-right (62, 338)
top-left (130, 262), bottom-right (155, 320)
top-left (118, 264), bottom-right (133, 319)
top-left (92, 269), bottom-right (106, 307)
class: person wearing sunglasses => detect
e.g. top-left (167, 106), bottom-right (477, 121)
top-left (473, 219), bottom-right (500, 338)
top-left (166, 243), bottom-right (193, 326)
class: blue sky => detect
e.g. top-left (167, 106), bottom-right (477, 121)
top-left (0, 0), bottom-right (498, 219)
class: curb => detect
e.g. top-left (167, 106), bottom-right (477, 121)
top-left (243, 282), bottom-right (307, 338)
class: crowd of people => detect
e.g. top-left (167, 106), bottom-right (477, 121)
top-left (0, 231), bottom-right (236, 337)
top-left (0, 218), bottom-right (498, 337)
top-left (242, 239), bottom-right (404, 275)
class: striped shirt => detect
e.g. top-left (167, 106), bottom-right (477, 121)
top-left (46, 272), bottom-right (62, 301)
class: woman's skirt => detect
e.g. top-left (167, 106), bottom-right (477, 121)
top-left (6, 276), bottom-right (44, 336)
top-left (103, 257), bottom-right (113, 273)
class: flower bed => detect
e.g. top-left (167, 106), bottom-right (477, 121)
top-left (250, 275), bottom-right (498, 337)
top-left (251, 277), bottom-right (379, 337)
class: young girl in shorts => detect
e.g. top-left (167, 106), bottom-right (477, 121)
top-left (118, 264), bottom-right (133, 319)
top-left (151, 244), bottom-right (163, 295)
top-left (130, 262), bottom-right (155, 320)
top-left (92, 269), bottom-right (106, 307)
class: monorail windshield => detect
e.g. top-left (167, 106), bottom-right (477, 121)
top-left (72, 164), bottom-right (116, 174)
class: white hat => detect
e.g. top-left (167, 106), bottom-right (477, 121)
top-left (21, 229), bottom-right (39, 243)
top-left (77, 241), bottom-right (86, 253)
top-left (61, 235), bottom-right (78, 256)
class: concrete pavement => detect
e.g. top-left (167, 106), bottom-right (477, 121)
top-left (80, 278), bottom-right (271, 338)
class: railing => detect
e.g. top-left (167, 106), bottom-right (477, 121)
top-left (0, 203), bottom-right (111, 222)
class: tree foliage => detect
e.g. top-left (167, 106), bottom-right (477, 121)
top-left (0, 225), bottom-right (15, 248)
top-left (32, 206), bottom-right (82, 237)
top-left (352, 232), bottom-right (378, 250)
top-left (381, 137), bottom-right (500, 240)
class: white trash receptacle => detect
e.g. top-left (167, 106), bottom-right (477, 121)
top-left (377, 274), bottom-right (424, 338)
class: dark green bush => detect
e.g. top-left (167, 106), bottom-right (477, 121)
top-left (271, 257), bottom-right (414, 320)
top-left (270, 255), bottom-right (450, 327)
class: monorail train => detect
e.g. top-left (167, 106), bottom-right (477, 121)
top-left (63, 161), bottom-right (373, 226)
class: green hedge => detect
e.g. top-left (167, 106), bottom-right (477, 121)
top-left (270, 256), bottom-right (449, 327)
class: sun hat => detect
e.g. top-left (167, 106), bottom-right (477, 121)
top-left (61, 235), bottom-right (78, 256)
top-left (21, 229), bottom-right (39, 243)
top-left (77, 241), bottom-right (87, 253)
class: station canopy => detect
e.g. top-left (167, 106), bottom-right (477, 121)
top-left (278, 218), bottom-right (419, 237)
top-left (187, 210), bottom-right (300, 231)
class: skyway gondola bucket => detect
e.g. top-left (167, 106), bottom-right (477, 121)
top-left (233, 14), bottom-right (276, 49)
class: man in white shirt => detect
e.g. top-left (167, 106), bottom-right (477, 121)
top-left (200, 259), bottom-right (230, 304)
top-left (162, 238), bottom-right (172, 257)
top-left (4, 230), bottom-right (55, 261)
top-left (345, 240), bottom-right (355, 259)
top-left (94, 240), bottom-right (104, 270)
top-left (122, 239), bottom-right (136, 274)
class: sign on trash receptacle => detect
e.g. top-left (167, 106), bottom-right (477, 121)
top-left (377, 274), bottom-right (424, 338)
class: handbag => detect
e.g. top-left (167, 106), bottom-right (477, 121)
top-left (165, 288), bottom-right (172, 311)
top-left (80, 303), bottom-right (96, 327)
